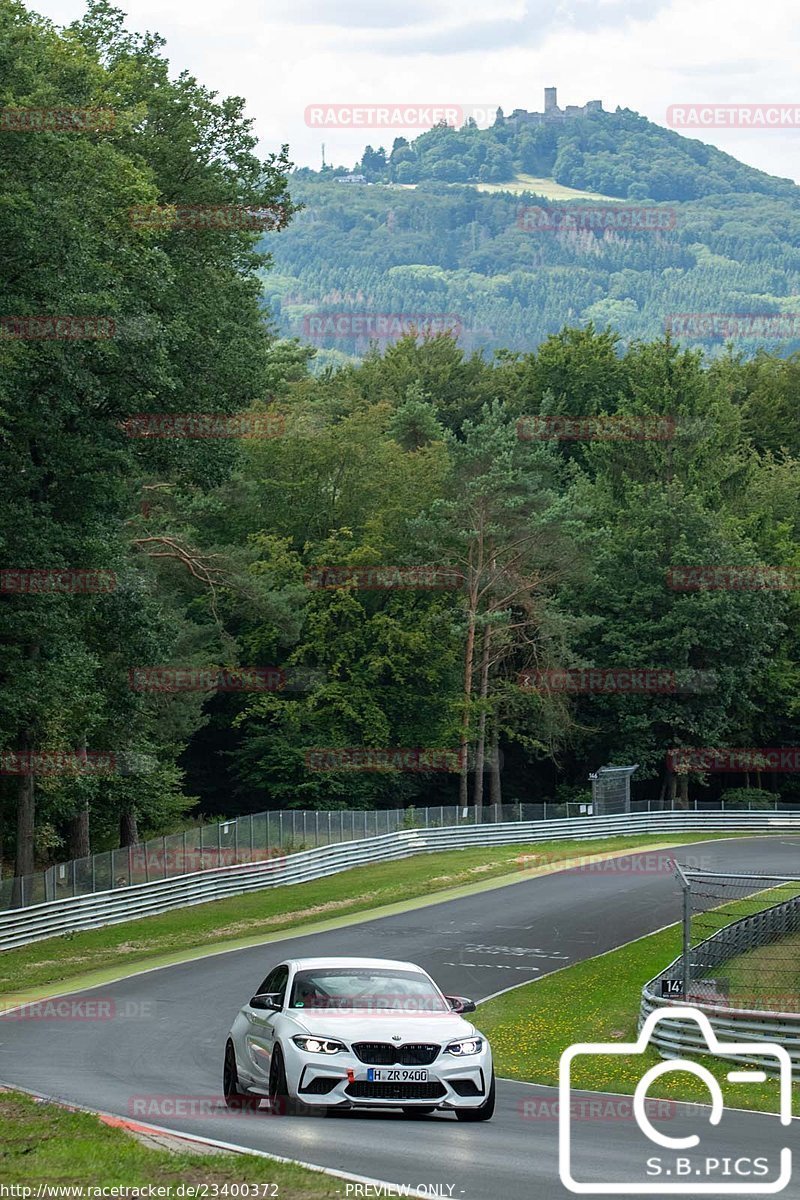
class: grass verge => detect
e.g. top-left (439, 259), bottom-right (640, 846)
top-left (477, 923), bottom-right (800, 1116)
top-left (714, 930), bottom-right (800, 1013)
top-left (0, 834), bottom-right (740, 1000)
top-left (0, 1089), bottom-right (341, 1195)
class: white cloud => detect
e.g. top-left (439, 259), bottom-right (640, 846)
top-left (26, 0), bottom-right (800, 181)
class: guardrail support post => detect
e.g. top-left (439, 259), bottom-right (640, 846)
top-left (674, 862), bottom-right (692, 1002)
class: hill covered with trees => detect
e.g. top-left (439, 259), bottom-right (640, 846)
top-left (263, 104), bottom-right (800, 361)
top-left (304, 106), bottom-right (799, 201)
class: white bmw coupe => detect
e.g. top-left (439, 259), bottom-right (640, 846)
top-left (224, 956), bottom-right (495, 1120)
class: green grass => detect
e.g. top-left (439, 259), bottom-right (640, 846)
top-left (0, 1089), bottom-right (341, 1194)
top-left (473, 173), bottom-right (619, 200)
top-left (714, 930), bottom-right (800, 1013)
top-left (0, 834), bottom-right (739, 1000)
top-left (478, 920), bottom-right (800, 1116)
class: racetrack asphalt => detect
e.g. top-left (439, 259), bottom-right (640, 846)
top-left (1, 836), bottom-right (798, 1199)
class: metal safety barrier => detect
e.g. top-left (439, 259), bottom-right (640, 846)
top-left (641, 890), bottom-right (800, 1072)
top-left (2, 810), bottom-right (799, 953)
top-left (7, 796), bottom-right (794, 911)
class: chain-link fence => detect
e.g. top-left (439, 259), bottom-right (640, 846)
top-left (0, 801), bottom-right (559, 909)
top-left (669, 866), bottom-right (800, 1013)
top-left (3, 795), bottom-right (798, 911)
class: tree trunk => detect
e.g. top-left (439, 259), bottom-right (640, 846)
top-left (489, 722), bottom-right (502, 807)
top-left (119, 808), bottom-right (139, 847)
top-left (472, 626), bottom-right (492, 820)
top-left (676, 772), bottom-right (689, 810)
top-left (14, 768), bottom-right (35, 877)
top-left (458, 584), bottom-right (478, 810)
top-left (657, 770), bottom-right (668, 811)
top-left (667, 770), bottom-right (677, 810)
top-left (67, 804), bottom-right (91, 860)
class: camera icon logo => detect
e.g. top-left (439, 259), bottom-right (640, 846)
top-left (559, 1006), bottom-right (792, 1194)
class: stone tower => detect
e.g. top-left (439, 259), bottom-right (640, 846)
top-left (544, 86), bottom-right (558, 113)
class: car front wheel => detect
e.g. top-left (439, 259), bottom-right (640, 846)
top-left (223, 1040), bottom-right (258, 1111)
top-left (454, 1072), bottom-right (495, 1122)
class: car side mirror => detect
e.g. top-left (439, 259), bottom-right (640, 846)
top-left (446, 995), bottom-right (476, 1014)
top-left (249, 993), bottom-right (282, 1011)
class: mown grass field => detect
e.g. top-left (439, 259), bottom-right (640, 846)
top-left (472, 173), bottom-right (619, 200)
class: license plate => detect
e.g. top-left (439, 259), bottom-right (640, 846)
top-left (366, 1068), bottom-right (428, 1082)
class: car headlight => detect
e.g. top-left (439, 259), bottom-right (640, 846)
top-left (445, 1037), bottom-right (483, 1056)
top-left (292, 1035), bottom-right (345, 1055)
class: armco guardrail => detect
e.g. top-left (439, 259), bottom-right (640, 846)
top-left (1, 801), bottom-right (588, 910)
top-left (7, 797), bottom-right (796, 911)
top-left (2, 810), bottom-right (799, 953)
top-left (641, 890), bottom-right (800, 1072)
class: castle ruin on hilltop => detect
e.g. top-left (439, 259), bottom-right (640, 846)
top-left (500, 87), bottom-right (603, 129)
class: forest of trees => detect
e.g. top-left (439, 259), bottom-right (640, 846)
top-left (304, 107), bottom-right (799, 201)
top-left (262, 180), bottom-right (800, 359)
top-left (1, 0), bottom-right (799, 882)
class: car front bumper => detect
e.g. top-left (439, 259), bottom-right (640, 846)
top-left (252, 1044), bottom-right (493, 1109)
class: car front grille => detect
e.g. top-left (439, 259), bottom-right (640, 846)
top-left (346, 1080), bottom-right (446, 1101)
top-left (351, 1042), bottom-right (441, 1066)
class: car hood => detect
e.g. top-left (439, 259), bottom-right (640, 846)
top-left (287, 1010), bottom-right (478, 1043)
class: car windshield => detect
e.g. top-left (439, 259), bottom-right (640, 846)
top-left (289, 967), bottom-right (450, 1013)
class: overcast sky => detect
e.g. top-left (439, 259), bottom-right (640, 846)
top-left (29, 0), bottom-right (800, 184)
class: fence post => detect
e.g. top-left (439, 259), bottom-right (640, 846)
top-left (543, 802), bottom-right (548, 823)
top-left (72, 859), bottom-right (77, 896)
top-left (675, 862), bottom-right (692, 1002)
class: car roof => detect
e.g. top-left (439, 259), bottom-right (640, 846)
top-left (286, 957), bottom-right (425, 972)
